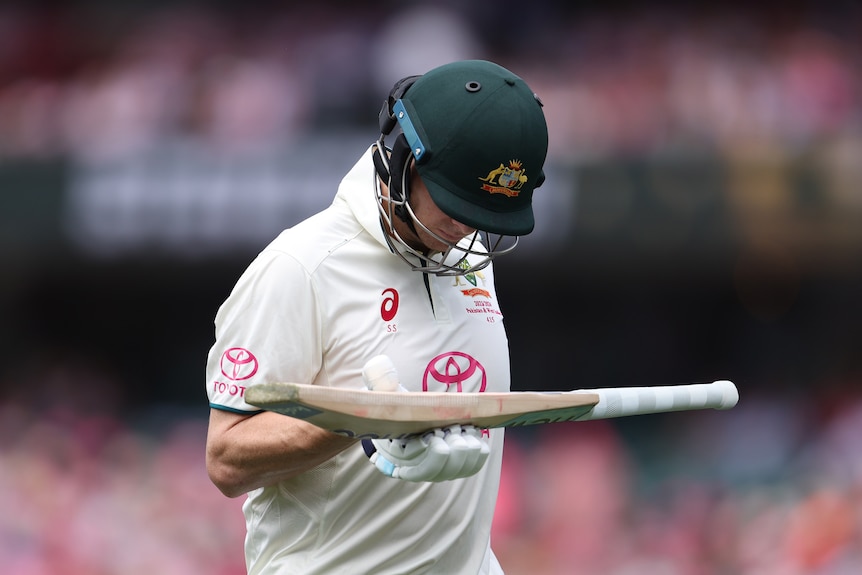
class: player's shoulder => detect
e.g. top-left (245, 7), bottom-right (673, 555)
top-left (260, 200), bottom-right (364, 274)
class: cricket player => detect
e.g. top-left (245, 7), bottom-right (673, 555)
top-left (205, 60), bottom-right (549, 574)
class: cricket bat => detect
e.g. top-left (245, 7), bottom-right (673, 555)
top-left (244, 379), bottom-right (739, 439)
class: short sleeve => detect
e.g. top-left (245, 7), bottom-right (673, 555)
top-left (205, 249), bottom-right (322, 412)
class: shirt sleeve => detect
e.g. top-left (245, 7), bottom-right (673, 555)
top-left (205, 248), bottom-right (322, 412)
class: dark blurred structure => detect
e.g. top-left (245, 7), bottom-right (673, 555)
top-left (2, 1), bottom-right (862, 573)
top-left (1, 0), bottom-right (860, 408)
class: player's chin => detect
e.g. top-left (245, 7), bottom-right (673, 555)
top-left (431, 230), bottom-right (468, 251)
top-left (416, 234), bottom-right (451, 254)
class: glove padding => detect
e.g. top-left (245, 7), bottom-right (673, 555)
top-left (362, 424), bottom-right (490, 482)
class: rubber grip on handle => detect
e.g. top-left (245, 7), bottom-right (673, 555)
top-left (583, 380), bottom-right (738, 420)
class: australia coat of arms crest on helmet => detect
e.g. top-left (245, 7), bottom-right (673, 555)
top-left (478, 160), bottom-right (528, 197)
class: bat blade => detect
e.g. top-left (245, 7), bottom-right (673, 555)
top-left (245, 383), bottom-right (600, 439)
top-left (244, 380), bottom-right (738, 439)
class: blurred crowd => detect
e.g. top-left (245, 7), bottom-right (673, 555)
top-left (495, 389), bottom-right (862, 575)
top-left (0, 403), bottom-right (246, 575)
top-left (0, 2), bottom-right (859, 162)
top-left (3, 2), bottom-right (862, 574)
top-left (4, 385), bottom-right (862, 574)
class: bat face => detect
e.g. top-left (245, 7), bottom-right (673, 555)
top-left (245, 382), bottom-right (601, 439)
top-left (245, 380), bottom-right (737, 439)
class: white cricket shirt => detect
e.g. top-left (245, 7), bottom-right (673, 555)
top-left (206, 147), bottom-right (511, 574)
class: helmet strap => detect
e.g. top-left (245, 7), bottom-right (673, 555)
top-left (373, 133), bottom-right (418, 235)
top-left (374, 74), bottom-right (423, 237)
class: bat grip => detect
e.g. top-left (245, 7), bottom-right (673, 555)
top-left (362, 355), bottom-right (401, 392)
top-left (584, 380), bottom-right (738, 420)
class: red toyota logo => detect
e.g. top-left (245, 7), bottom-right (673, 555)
top-left (220, 347), bottom-right (259, 381)
top-left (422, 352), bottom-right (486, 393)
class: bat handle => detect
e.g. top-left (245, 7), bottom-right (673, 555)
top-left (362, 355), bottom-right (401, 391)
top-left (583, 380), bottom-right (738, 420)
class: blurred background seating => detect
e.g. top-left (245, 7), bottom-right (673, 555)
top-left (1, 1), bottom-right (861, 573)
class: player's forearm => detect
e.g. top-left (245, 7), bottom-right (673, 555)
top-left (206, 409), bottom-right (356, 498)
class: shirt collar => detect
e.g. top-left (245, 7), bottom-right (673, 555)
top-left (336, 146), bottom-right (390, 249)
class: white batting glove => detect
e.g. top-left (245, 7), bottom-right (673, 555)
top-left (359, 355), bottom-right (490, 482)
top-left (362, 425), bottom-right (490, 482)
